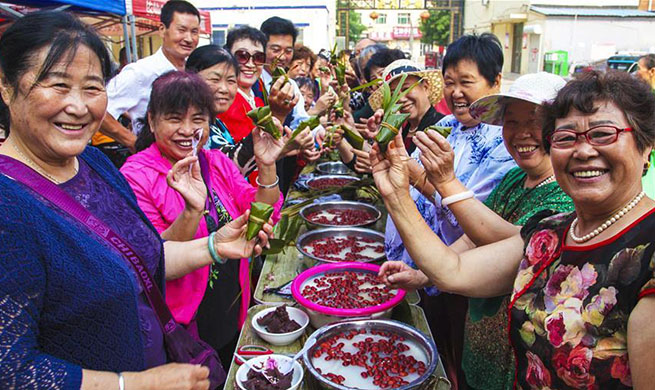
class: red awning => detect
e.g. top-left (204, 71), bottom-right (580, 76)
top-left (131, 0), bottom-right (211, 34)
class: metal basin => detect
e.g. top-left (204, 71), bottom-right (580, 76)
top-left (316, 161), bottom-right (351, 175)
top-left (299, 201), bottom-right (381, 228)
top-left (296, 227), bottom-right (385, 263)
top-left (302, 319), bottom-right (439, 390)
top-left (306, 175), bottom-right (360, 190)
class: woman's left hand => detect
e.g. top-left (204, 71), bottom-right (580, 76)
top-left (414, 130), bottom-right (456, 191)
top-left (253, 121), bottom-right (285, 166)
top-left (167, 156), bottom-right (206, 213)
top-left (213, 210), bottom-right (274, 259)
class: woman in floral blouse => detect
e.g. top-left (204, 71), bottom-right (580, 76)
top-left (375, 71), bottom-right (655, 389)
top-left (391, 72), bottom-right (575, 389)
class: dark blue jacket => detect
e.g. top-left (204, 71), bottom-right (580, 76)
top-left (0, 147), bottom-right (165, 389)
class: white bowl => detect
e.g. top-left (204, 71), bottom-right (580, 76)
top-left (251, 307), bottom-right (309, 346)
top-left (235, 354), bottom-right (304, 390)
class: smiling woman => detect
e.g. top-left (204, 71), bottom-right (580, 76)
top-left (373, 70), bottom-right (655, 390)
top-left (0, 11), bottom-right (273, 390)
top-left (120, 71), bottom-right (283, 368)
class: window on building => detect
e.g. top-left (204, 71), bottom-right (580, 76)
top-left (212, 30), bottom-right (226, 47)
top-left (376, 13), bottom-right (387, 24)
top-left (398, 13), bottom-right (410, 25)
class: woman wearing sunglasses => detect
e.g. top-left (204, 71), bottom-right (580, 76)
top-left (218, 26), bottom-right (268, 143)
top-left (375, 71), bottom-right (655, 389)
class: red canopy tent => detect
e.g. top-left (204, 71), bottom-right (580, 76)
top-left (131, 0), bottom-right (211, 35)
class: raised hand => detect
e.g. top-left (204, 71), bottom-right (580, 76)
top-left (268, 76), bottom-right (297, 120)
top-left (253, 123), bottom-right (285, 166)
top-left (370, 134), bottom-right (410, 199)
top-left (167, 156), bottom-right (207, 213)
top-left (362, 109), bottom-right (384, 139)
top-left (413, 130), bottom-right (456, 190)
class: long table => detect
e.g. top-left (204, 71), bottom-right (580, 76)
top-left (223, 165), bottom-right (451, 390)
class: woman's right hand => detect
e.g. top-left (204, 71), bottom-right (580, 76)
top-left (413, 130), bottom-right (456, 191)
top-left (130, 363), bottom-right (210, 390)
top-left (378, 261), bottom-right (429, 291)
top-left (370, 134), bottom-right (410, 199)
top-left (167, 156), bottom-right (206, 213)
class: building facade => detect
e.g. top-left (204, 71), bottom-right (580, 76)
top-left (464, 0), bottom-right (655, 75)
top-left (339, 0), bottom-right (463, 62)
top-left (190, 0), bottom-right (337, 53)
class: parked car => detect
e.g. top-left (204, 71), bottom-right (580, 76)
top-left (607, 55), bottom-right (639, 72)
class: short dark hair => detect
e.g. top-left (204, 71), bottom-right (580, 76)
top-left (639, 54), bottom-right (655, 70)
top-left (364, 49), bottom-right (405, 82)
top-left (225, 26), bottom-right (267, 53)
top-left (135, 71), bottom-right (216, 151)
top-left (442, 33), bottom-right (503, 87)
top-left (0, 11), bottom-right (112, 132)
top-left (186, 44), bottom-right (238, 76)
top-left (292, 44), bottom-right (317, 70)
top-left (541, 70), bottom-right (655, 154)
top-left (260, 16), bottom-right (298, 44)
top-left (295, 76), bottom-right (318, 100)
top-left (357, 43), bottom-right (387, 79)
top-left (160, 0), bottom-right (200, 28)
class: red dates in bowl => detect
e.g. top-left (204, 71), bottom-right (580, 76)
top-left (301, 319), bottom-right (438, 390)
top-left (296, 227), bottom-right (385, 263)
top-left (300, 201), bottom-right (381, 228)
top-left (306, 175), bottom-right (359, 190)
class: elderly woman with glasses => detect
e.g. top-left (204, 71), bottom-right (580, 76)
top-left (374, 71), bottom-right (655, 389)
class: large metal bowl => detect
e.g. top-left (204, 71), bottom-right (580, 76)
top-left (306, 175), bottom-right (360, 190)
top-left (291, 262), bottom-right (406, 328)
top-left (299, 201), bottom-right (381, 228)
top-left (316, 161), bottom-right (351, 175)
top-left (302, 319), bottom-right (439, 390)
top-left (296, 227), bottom-right (385, 263)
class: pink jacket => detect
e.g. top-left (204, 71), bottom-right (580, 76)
top-left (120, 144), bottom-right (282, 326)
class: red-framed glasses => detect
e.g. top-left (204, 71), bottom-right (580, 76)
top-left (548, 125), bottom-right (633, 149)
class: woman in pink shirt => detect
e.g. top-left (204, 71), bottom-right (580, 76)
top-left (121, 71), bottom-right (283, 367)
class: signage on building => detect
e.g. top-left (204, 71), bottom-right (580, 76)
top-left (391, 26), bottom-right (422, 39)
top-left (369, 31), bottom-right (393, 41)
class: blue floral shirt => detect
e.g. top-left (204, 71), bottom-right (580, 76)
top-left (385, 115), bottom-right (516, 295)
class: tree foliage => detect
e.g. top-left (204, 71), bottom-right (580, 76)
top-left (348, 10), bottom-right (368, 43)
top-left (419, 9), bottom-right (451, 46)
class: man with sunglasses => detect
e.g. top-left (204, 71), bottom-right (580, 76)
top-left (99, 0), bottom-right (201, 156)
top-left (258, 16), bottom-right (311, 130)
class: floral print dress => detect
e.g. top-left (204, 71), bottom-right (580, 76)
top-left (510, 208), bottom-right (655, 389)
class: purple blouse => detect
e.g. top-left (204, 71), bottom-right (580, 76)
top-left (60, 159), bottom-right (166, 368)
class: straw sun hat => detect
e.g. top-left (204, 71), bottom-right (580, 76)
top-left (368, 59), bottom-right (444, 111)
top-left (469, 72), bottom-right (567, 126)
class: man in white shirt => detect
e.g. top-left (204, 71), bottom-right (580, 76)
top-left (99, 0), bottom-right (201, 151)
top-left (258, 16), bottom-right (310, 130)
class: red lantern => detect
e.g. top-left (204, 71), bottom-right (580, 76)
top-left (369, 11), bottom-right (379, 20)
top-left (420, 10), bottom-right (430, 22)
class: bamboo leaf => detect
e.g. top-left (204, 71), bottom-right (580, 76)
top-left (389, 74), bottom-right (408, 108)
top-left (350, 78), bottom-right (382, 93)
top-left (261, 239), bottom-right (288, 255)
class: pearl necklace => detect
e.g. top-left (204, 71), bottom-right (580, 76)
top-left (569, 191), bottom-right (646, 243)
top-left (535, 175), bottom-right (555, 188)
top-left (11, 142), bottom-right (77, 184)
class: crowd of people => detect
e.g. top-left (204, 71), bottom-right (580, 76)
top-left (0, 0), bottom-right (654, 389)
